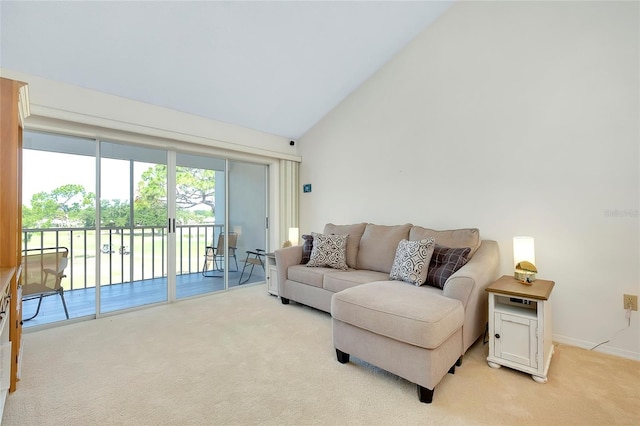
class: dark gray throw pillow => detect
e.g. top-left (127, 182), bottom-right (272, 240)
top-left (425, 245), bottom-right (471, 289)
top-left (301, 234), bottom-right (314, 264)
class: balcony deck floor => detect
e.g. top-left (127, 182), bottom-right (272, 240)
top-left (22, 269), bottom-right (267, 328)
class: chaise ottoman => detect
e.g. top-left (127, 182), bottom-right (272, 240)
top-left (331, 281), bottom-right (465, 403)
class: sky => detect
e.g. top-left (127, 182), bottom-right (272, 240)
top-left (23, 150), bottom-right (149, 206)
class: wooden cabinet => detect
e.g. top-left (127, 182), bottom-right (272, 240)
top-left (0, 269), bottom-right (13, 421)
top-left (486, 275), bottom-right (555, 383)
top-left (0, 77), bottom-right (30, 403)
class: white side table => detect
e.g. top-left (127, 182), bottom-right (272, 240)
top-left (266, 253), bottom-right (278, 296)
top-left (486, 275), bottom-right (555, 383)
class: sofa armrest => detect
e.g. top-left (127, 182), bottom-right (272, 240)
top-left (442, 240), bottom-right (500, 353)
top-left (443, 240), bottom-right (499, 306)
top-left (275, 245), bottom-right (303, 296)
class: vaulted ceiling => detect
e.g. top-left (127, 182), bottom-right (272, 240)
top-left (1, 1), bottom-right (453, 139)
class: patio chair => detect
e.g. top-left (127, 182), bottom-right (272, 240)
top-left (239, 249), bottom-right (266, 284)
top-left (21, 247), bottom-right (70, 321)
top-left (202, 232), bottom-right (238, 277)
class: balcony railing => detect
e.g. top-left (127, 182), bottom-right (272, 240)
top-left (22, 224), bottom-right (224, 290)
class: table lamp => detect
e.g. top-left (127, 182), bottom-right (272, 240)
top-left (513, 236), bottom-right (537, 284)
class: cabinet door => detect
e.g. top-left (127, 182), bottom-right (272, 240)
top-left (267, 265), bottom-right (278, 295)
top-left (494, 312), bottom-right (538, 369)
top-left (0, 304), bottom-right (10, 392)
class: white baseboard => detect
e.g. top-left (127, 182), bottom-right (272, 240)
top-left (553, 334), bottom-right (640, 361)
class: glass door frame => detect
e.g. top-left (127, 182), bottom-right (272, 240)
top-left (22, 127), bottom-right (275, 326)
top-left (97, 141), bottom-right (170, 315)
top-left (167, 151), bottom-right (177, 301)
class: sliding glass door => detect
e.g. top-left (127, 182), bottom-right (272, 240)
top-left (21, 130), bottom-right (270, 326)
top-left (21, 131), bottom-right (98, 325)
top-left (99, 142), bottom-right (168, 313)
top-left (228, 160), bottom-right (268, 288)
top-left (172, 155), bottom-right (268, 295)
top-left (175, 152), bottom-right (228, 299)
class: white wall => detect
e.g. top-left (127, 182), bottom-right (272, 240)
top-left (299, 1), bottom-right (640, 359)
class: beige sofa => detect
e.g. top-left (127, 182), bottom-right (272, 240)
top-left (274, 223), bottom-right (499, 403)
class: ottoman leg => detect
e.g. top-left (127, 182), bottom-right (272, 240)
top-left (417, 385), bottom-right (434, 404)
top-left (280, 297), bottom-right (290, 305)
top-left (448, 356), bottom-right (463, 374)
top-left (336, 349), bottom-right (350, 364)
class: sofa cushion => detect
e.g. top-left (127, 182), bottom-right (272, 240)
top-left (409, 226), bottom-right (480, 258)
top-left (288, 264), bottom-right (334, 288)
top-left (300, 234), bottom-right (314, 264)
top-left (357, 223), bottom-right (412, 273)
top-left (331, 281), bottom-right (464, 349)
top-left (323, 270), bottom-right (390, 293)
top-left (307, 232), bottom-right (349, 270)
top-left (425, 245), bottom-right (471, 289)
top-left (389, 238), bottom-right (435, 285)
top-left (323, 223), bottom-right (366, 269)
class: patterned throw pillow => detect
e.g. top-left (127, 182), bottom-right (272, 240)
top-left (306, 232), bottom-right (349, 270)
top-left (389, 238), bottom-right (435, 286)
top-left (300, 234), bottom-right (314, 264)
top-left (425, 245), bottom-right (471, 289)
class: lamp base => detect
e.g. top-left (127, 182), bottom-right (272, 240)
top-left (514, 270), bottom-right (536, 284)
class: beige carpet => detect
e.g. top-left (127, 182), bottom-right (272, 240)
top-left (3, 284), bottom-right (639, 425)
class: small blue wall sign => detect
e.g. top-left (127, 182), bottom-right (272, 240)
top-left (303, 184), bottom-right (312, 193)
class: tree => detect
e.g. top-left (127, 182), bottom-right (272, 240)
top-left (136, 165), bottom-right (216, 224)
top-left (22, 204), bottom-right (39, 229)
top-left (26, 184), bottom-right (93, 228)
top-left (21, 166), bottom-right (216, 230)
top-left (100, 199), bottom-right (130, 228)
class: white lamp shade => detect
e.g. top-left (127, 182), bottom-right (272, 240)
top-left (513, 236), bottom-right (535, 268)
top-left (288, 227), bottom-right (300, 245)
